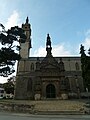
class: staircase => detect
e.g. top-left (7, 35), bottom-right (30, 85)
top-left (33, 100), bottom-right (85, 114)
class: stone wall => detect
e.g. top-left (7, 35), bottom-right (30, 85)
top-left (0, 102), bottom-right (35, 113)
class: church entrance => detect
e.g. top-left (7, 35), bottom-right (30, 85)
top-left (46, 84), bottom-right (56, 98)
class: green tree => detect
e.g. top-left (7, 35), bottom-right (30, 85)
top-left (3, 76), bottom-right (16, 94)
top-left (80, 44), bottom-right (90, 91)
top-left (0, 24), bottom-right (26, 77)
top-left (88, 48), bottom-right (90, 56)
top-left (3, 81), bottom-right (14, 94)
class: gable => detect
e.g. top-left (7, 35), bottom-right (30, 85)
top-left (41, 63), bottom-right (59, 69)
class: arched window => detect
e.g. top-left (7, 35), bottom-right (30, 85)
top-left (27, 79), bottom-right (32, 91)
top-left (31, 63), bottom-right (34, 71)
top-left (75, 62), bottom-right (79, 71)
top-left (65, 77), bottom-right (70, 91)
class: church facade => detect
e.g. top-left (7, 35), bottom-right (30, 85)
top-left (15, 17), bottom-right (84, 100)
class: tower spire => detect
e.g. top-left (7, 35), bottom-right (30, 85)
top-left (26, 16), bottom-right (29, 24)
top-left (20, 17), bottom-right (32, 58)
top-left (46, 34), bottom-right (52, 56)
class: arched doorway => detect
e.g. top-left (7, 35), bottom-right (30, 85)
top-left (46, 84), bottom-right (56, 98)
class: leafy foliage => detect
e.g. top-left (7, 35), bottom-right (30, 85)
top-left (80, 44), bottom-right (90, 91)
top-left (0, 24), bottom-right (26, 77)
top-left (3, 76), bottom-right (15, 94)
top-left (3, 82), bottom-right (14, 94)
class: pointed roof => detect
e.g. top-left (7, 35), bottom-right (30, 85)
top-left (40, 34), bottom-right (59, 69)
top-left (40, 54), bottom-right (59, 69)
top-left (26, 16), bottom-right (29, 24)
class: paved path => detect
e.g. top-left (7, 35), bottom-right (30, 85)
top-left (0, 112), bottom-right (90, 120)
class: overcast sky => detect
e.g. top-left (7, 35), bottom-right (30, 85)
top-left (0, 0), bottom-right (90, 83)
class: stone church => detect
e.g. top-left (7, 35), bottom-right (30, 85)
top-left (15, 17), bottom-right (84, 100)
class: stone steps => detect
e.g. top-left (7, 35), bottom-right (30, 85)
top-left (0, 99), bottom-right (86, 114)
top-left (34, 100), bottom-right (84, 109)
top-left (33, 100), bottom-right (85, 114)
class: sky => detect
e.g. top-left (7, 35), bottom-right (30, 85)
top-left (0, 0), bottom-right (90, 83)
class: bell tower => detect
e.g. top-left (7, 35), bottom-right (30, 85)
top-left (20, 17), bottom-right (32, 58)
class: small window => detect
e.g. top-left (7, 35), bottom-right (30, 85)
top-left (1, 90), bottom-right (4, 93)
top-left (31, 63), bottom-right (34, 71)
top-left (0, 90), bottom-right (4, 93)
top-left (27, 79), bottom-right (32, 91)
top-left (75, 62), bottom-right (79, 71)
